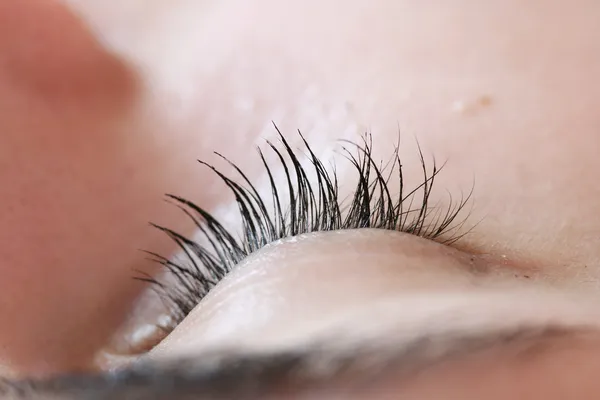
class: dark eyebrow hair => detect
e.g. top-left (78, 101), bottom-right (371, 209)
top-left (1, 325), bottom-right (592, 400)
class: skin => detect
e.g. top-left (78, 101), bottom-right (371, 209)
top-left (1, 0), bottom-right (600, 396)
top-left (149, 231), bottom-right (543, 356)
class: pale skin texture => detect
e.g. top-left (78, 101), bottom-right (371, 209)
top-left (1, 0), bottom-right (600, 396)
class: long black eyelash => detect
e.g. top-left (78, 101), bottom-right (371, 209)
top-left (138, 127), bottom-right (472, 326)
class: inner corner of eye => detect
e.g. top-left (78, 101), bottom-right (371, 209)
top-left (95, 287), bottom-right (177, 367)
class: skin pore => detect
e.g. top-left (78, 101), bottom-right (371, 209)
top-left (1, 0), bottom-right (600, 397)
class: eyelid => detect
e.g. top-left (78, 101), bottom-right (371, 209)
top-left (95, 288), bottom-right (174, 371)
top-left (147, 229), bottom-right (540, 358)
top-left (145, 129), bottom-right (473, 334)
top-left (146, 247), bottom-right (600, 382)
top-left (11, 288), bottom-right (600, 399)
top-left (9, 328), bottom-right (600, 400)
top-left (97, 131), bottom-right (472, 364)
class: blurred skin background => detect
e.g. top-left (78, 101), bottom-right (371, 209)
top-left (1, 0), bottom-right (600, 396)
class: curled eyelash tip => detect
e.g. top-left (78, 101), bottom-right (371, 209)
top-left (146, 128), bottom-right (474, 325)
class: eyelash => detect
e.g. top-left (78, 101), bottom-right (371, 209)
top-left (139, 127), bottom-right (472, 328)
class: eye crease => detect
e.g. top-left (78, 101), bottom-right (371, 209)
top-left (140, 127), bottom-right (473, 336)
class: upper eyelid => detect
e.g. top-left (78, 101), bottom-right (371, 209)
top-left (145, 127), bottom-right (474, 328)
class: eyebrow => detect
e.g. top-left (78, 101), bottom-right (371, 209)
top-left (1, 325), bottom-right (591, 400)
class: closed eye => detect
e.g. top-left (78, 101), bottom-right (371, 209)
top-left (138, 125), bottom-right (474, 332)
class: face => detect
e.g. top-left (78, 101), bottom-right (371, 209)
top-left (1, 0), bottom-right (600, 398)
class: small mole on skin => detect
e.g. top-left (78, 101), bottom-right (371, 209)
top-left (452, 95), bottom-right (493, 115)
